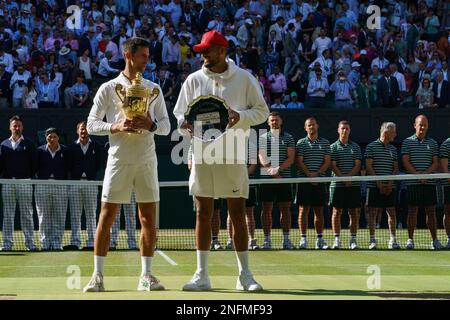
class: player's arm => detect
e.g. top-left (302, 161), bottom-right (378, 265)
top-left (87, 83), bottom-right (134, 135)
top-left (173, 78), bottom-right (193, 136)
top-left (347, 159), bottom-right (361, 177)
top-left (233, 75), bottom-right (270, 128)
top-left (248, 163), bottom-right (257, 176)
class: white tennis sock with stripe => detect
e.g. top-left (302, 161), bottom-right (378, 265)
top-left (94, 255), bottom-right (105, 275)
top-left (235, 250), bottom-right (250, 275)
top-left (196, 250), bottom-right (209, 276)
top-left (141, 256), bottom-right (153, 276)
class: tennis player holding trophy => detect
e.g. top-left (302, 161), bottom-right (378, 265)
top-left (173, 30), bottom-right (269, 291)
top-left (84, 37), bottom-right (170, 292)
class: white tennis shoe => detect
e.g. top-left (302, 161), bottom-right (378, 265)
top-left (137, 274), bottom-right (165, 291)
top-left (236, 272), bottom-right (263, 291)
top-left (182, 272), bottom-right (212, 291)
top-left (83, 272), bottom-right (105, 293)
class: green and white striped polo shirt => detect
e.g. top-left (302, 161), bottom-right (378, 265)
top-left (364, 139), bottom-right (398, 188)
top-left (330, 139), bottom-right (362, 188)
top-left (295, 136), bottom-right (330, 177)
top-left (439, 137), bottom-right (450, 186)
top-left (401, 134), bottom-right (438, 185)
top-left (259, 131), bottom-right (295, 178)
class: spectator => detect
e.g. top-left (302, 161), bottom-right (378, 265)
top-left (306, 67), bottom-right (329, 108)
top-left (270, 94), bottom-right (286, 109)
top-left (423, 8), bottom-right (440, 42)
top-left (416, 77), bottom-right (437, 109)
top-left (390, 63), bottom-right (406, 102)
top-left (162, 34), bottom-right (181, 75)
top-left (312, 28), bottom-right (332, 57)
top-left (282, 22), bottom-right (298, 76)
top-left (354, 73), bottom-right (373, 109)
top-left (268, 66), bottom-right (287, 101)
top-left (97, 51), bottom-right (120, 80)
top-left (237, 18), bottom-right (252, 49)
top-left (0, 47), bottom-right (14, 74)
top-left (0, 63), bottom-right (11, 108)
top-left (37, 72), bottom-right (59, 108)
top-left (10, 64), bottom-right (31, 108)
top-left (330, 69), bottom-right (355, 109)
top-left (377, 67), bottom-right (400, 108)
top-left (286, 91), bottom-right (304, 109)
top-left (433, 71), bottom-right (450, 108)
top-left (76, 49), bottom-right (96, 88)
top-left (23, 77), bottom-right (38, 109)
top-left (70, 73), bottom-right (90, 108)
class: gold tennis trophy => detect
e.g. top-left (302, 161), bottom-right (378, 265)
top-left (115, 72), bottom-right (159, 134)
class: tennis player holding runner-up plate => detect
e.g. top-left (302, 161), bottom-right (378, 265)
top-left (184, 95), bottom-right (230, 141)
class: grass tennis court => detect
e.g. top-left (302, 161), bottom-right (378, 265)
top-left (1, 233), bottom-right (450, 300)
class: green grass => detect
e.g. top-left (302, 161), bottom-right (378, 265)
top-left (2, 228), bottom-right (449, 250)
top-left (1, 249), bottom-right (450, 300)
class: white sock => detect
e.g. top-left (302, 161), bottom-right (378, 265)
top-left (196, 250), bottom-right (209, 276)
top-left (94, 255), bottom-right (105, 275)
top-left (141, 256), bottom-right (152, 276)
top-left (283, 233), bottom-right (289, 242)
top-left (235, 250), bottom-right (250, 275)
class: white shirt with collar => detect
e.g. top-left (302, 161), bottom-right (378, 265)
top-left (9, 135), bottom-right (24, 150)
top-left (393, 71), bottom-right (406, 92)
top-left (87, 72), bottom-right (170, 165)
top-left (77, 138), bottom-right (91, 155)
top-left (46, 144), bottom-right (61, 158)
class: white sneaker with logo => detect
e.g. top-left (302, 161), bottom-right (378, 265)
top-left (137, 274), bottom-right (165, 291)
top-left (182, 272), bottom-right (212, 291)
top-left (369, 239), bottom-right (377, 250)
top-left (83, 272), bottom-right (105, 293)
top-left (236, 272), bottom-right (263, 291)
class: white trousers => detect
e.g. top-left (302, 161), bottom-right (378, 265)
top-left (69, 185), bottom-right (98, 247)
top-left (35, 184), bottom-right (68, 250)
top-left (2, 184), bottom-right (35, 250)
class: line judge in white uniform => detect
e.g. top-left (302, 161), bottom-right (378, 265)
top-left (173, 30), bottom-right (269, 291)
top-left (83, 37), bottom-right (170, 292)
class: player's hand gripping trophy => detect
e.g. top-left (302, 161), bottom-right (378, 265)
top-left (115, 72), bottom-right (159, 134)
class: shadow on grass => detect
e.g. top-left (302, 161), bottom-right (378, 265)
top-left (369, 291), bottom-right (450, 300)
top-left (209, 288), bottom-right (374, 297)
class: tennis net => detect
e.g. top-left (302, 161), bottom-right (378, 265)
top-left (1, 173), bottom-right (450, 251)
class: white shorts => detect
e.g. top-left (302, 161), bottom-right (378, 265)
top-left (189, 163), bottom-right (249, 199)
top-left (102, 162), bottom-right (159, 204)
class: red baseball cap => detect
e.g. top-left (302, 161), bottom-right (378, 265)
top-left (193, 30), bottom-right (228, 53)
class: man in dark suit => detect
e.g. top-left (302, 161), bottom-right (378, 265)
top-left (377, 67), bottom-right (400, 108)
top-left (149, 32), bottom-right (163, 67)
top-left (433, 71), bottom-right (450, 108)
top-left (112, 27), bottom-right (129, 70)
top-left (198, 1), bottom-right (211, 32)
top-left (413, 62), bottom-right (430, 95)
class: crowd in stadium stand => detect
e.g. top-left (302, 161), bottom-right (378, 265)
top-left (0, 0), bottom-right (449, 110)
